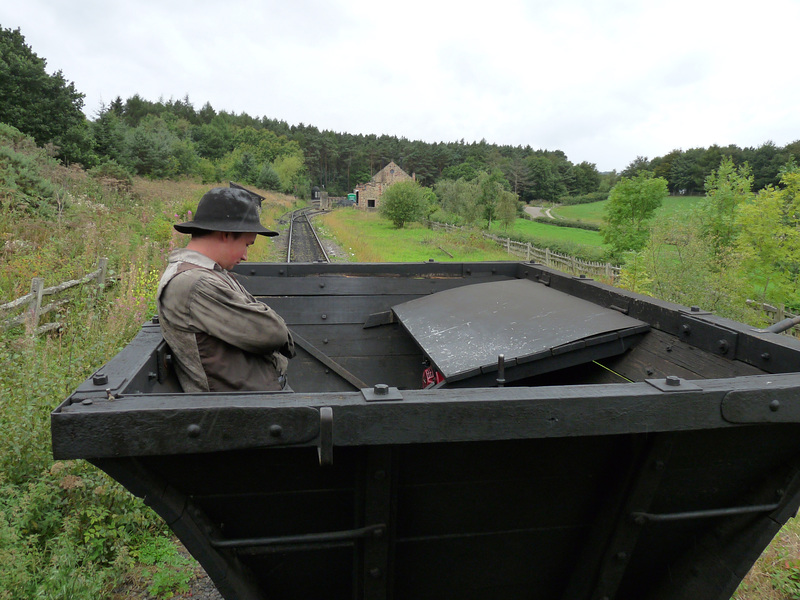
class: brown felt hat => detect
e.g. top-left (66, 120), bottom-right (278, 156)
top-left (174, 188), bottom-right (278, 236)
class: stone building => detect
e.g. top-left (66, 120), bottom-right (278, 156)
top-left (354, 161), bottom-right (414, 210)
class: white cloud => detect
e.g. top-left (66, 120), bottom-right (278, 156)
top-left (2, 0), bottom-right (799, 171)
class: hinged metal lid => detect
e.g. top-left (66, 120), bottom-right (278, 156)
top-left (392, 279), bottom-right (649, 384)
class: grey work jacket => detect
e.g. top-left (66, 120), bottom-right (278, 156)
top-left (157, 249), bottom-right (294, 392)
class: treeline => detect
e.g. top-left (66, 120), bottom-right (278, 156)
top-left (87, 94), bottom-right (610, 203)
top-left (3, 25), bottom-right (800, 208)
top-left (621, 142), bottom-right (800, 195)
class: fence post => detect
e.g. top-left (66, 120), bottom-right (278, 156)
top-left (545, 248), bottom-right (551, 267)
top-left (526, 243), bottom-right (531, 262)
top-left (97, 257), bottom-right (108, 287)
top-left (27, 277), bottom-right (43, 333)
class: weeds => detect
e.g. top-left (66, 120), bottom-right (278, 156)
top-left (0, 150), bottom-right (300, 597)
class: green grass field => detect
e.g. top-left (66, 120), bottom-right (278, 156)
top-left (318, 209), bottom-right (512, 262)
top-left (495, 217), bottom-right (607, 247)
top-left (551, 196), bottom-right (704, 227)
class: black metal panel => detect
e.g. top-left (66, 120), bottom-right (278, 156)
top-left (51, 262), bottom-right (800, 600)
top-left (242, 274), bottom-right (508, 297)
top-left (392, 279), bottom-right (649, 383)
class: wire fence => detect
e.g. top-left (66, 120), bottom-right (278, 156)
top-left (0, 258), bottom-right (108, 335)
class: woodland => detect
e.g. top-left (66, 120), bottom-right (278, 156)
top-left (2, 26), bottom-right (799, 209)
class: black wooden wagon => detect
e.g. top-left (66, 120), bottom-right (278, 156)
top-left (52, 261), bottom-right (800, 600)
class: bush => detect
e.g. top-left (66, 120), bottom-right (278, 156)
top-left (558, 191), bottom-right (609, 205)
top-left (0, 124), bottom-right (59, 215)
top-left (532, 216), bottom-right (601, 231)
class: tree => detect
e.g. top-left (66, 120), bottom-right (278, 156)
top-left (698, 156), bottom-right (753, 255)
top-left (380, 180), bottom-right (426, 228)
top-left (735, 166), bottom-right (800, 304)
top-left (0, 27), bottom-right (89, 163)
top-left (621, 156), bottom-right (651, 178)
top-left (477, 170), bottom-right (511, 228)
top-left (524, 156), bottom-right (564, 203)
top-left (602, 172), bottom-right (668, 255)
top-left (255, 164), bottom-right (281, 191)
top-left (496, 188), bottom-right (520, 231)
top-left (434, 177), bottom-right (482, 225)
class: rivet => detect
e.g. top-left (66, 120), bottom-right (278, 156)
top-left (681, 324), bottom-right (691, 334)
top-left (369, 567), bottom-right (382, 579)
top-left (646, 368), bottom-right (654, 376)
top-left (319, 282), bottom-right (325, 288)
top-left (761, 352), bottom-right (771, 361)
top-left (269, 424), bottom-right (283, 437)
top-left (323, 338), bottom-right (329, 344)
top-left (321, 314), bottom-right (327, 320)
top-left (187, 424), bottom-right (201, 438)
top-left (770, 399), bottom-right (780, 412)
top-left (718, 339), bottom-right (729, 354)
top-left (81, 399), bottom-right (93, 406)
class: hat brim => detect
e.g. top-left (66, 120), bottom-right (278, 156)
top-left (174, 221), bottom-right (279, 237)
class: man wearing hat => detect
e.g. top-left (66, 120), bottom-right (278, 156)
top-left (157, 187), bottom-right (295, 392)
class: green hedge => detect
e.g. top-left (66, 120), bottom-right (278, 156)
top-left (558, 191), bottom-right (609, 205)
top-left (532, 216), bottom-right (601, 231)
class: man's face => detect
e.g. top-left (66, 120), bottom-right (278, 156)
top-left (219, 232), bottom-right (257, 270)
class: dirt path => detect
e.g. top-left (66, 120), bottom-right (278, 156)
top-left (524, 206), bottom-right (555, 219)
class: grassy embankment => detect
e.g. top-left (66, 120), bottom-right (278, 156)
top-left (0, 173), bottom-right (297, 599)
top-left (550, 195), bottom-right (704, 227)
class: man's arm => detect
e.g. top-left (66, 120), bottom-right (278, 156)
top-left (188, 274), bottom-right (292, 355)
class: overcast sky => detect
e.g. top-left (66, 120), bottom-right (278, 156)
top-left (2, 0), bottom-right (798, 172)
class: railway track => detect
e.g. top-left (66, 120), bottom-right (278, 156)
top-left (286, 208), bottom-right (329, 263)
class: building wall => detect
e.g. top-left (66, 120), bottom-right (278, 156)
top-left (355, 161), bottom-right (414, 210)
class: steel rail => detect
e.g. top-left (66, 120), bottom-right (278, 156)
top-left (304, 210), bottom-right (330, 263)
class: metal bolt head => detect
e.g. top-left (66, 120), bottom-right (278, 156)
top-left (374, 384), bottom-right (389, 395)
top-left (665, 375), bottom-right (681, 386)
top-left (92, 372), bottom-right (109, 386)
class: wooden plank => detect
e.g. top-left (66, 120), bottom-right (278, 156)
top-left (242, 274), bottom-right (507, 297)
top-left (599, 329), bottom-right (766, 381)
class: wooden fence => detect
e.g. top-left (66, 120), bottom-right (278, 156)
top-left (430, 221), bottom-right (800, 337)
top-left (0, 258), bottom-right (108, 335)
top-left (429, 221), bottom-right (621, 281)
top-left (747, 300), bottom-right (800, 338)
